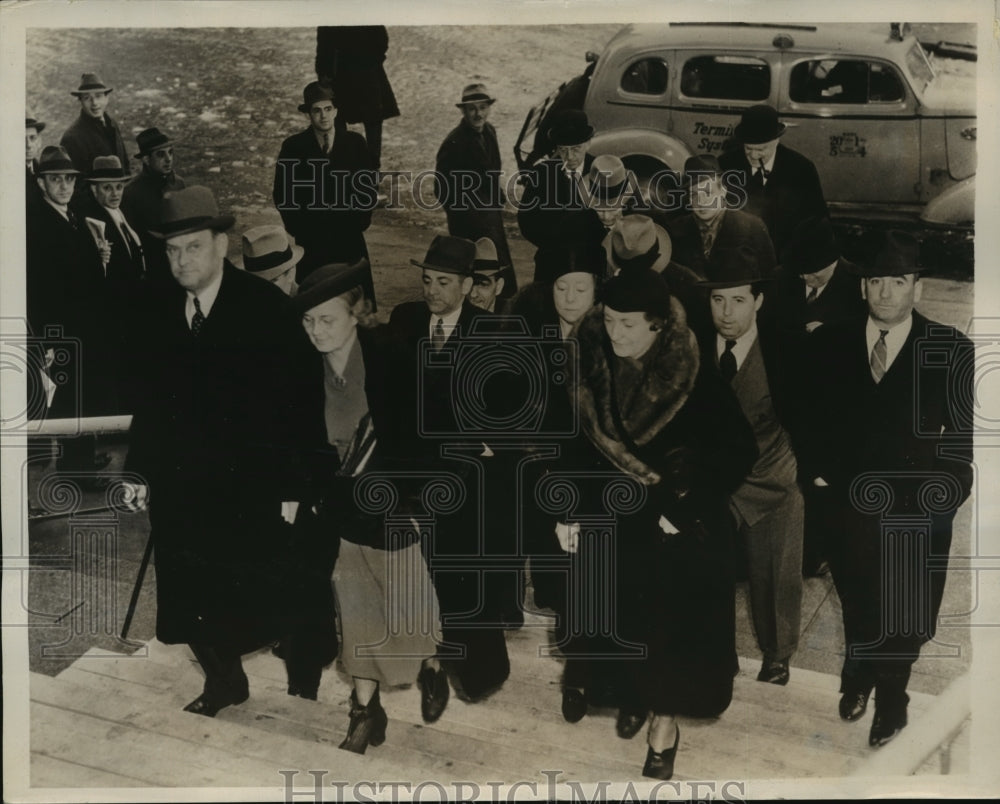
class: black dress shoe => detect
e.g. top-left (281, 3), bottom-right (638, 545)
top-left (756, 658), bottom-right (790, 686)
top-left (339, 689), bottom-right (388, 754)
top-left (561, 687), bottom-right (587, 723)
top-left (616, 707), bottom-right (647, 739)
top-left (839, 689), bottom-right (871, 722)
top-left (642, 726), bottom-right (680, 780)
top-left (183, 688), bottom-right (249, 718)
top-left (869, 706), bottom-right (907, 747)
top-left (417, 663), bottom-right (450, 723)
top-left (287, 684), bottom-right (318, 700)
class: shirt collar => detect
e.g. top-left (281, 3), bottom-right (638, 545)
top-left (187, 266), bottom-right (225, 320)
top-left (716, 319), bottom-right (758, 371)
top-left (429, 304), bottom-right (464, 337)
top-left (43, 196), bottom-right (70, 221)
top-left (865, 313), bottom-right (913, 369)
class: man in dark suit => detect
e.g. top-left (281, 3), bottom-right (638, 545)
top-left (770, 216), bottom-right (865, 577)
top-left (517, 109), bottom-right (599, 258)
top-left (26, 145), bottom-right (114, 475)
top-left (668, 154), bottom-right (776, 280)
top-left (385, 235), bottom-right (512, 715)
top-left (123, 186), bottom-right (324, 718)
top-left (807, 231), bottom-right (973, 748)
top-left (719, 105), bottom-right (828, 258)
top-left (59, 73), bottom-right (129, 203)
top-left (121, 128), bottom-right (185, 284)
top-left (698, 246), bottom-right (805, 687)
top-left (273, 81), bottom-right (377, 296)
top-left (435, 83), bottom-right (516, 300)
top-left (26, 116), bottom-right (46, 204)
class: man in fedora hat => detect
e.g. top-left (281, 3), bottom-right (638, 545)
top-left (60, 73), bottom-right (129, 199)
top-left (517, 109), bottom-right (599, 252)
top-left (26, 116), bottom-right (46, 202)
top-left (26, 145), bottom-right (115, 476)
top-left (468, 237), bottom-right (509, 313)
top-left (807, 230), bottom-right (972, 748)
top-left (719, 105), bottom-right (827, 257)
top-left (698, 245), bottom-right (807, 688)
top-left (667, 154), bottom-right (776, 283)
top-left (435, 82), bottom-right (517, 301)
top-left (238, 225), bottom-right (303, 297)
top-left (81, 156), bottom-right (146, 286)
top-left (384, 234), bottom-right (513, 712)
top-left (123, 185), bottom-right (324, 718)
top-left (272, 81), bottom-right (378, 303)
top-left (122, 128), bottom-right (186, 283)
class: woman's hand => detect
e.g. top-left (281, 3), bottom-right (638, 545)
top-left (555, 522), bottom-right (580, 553)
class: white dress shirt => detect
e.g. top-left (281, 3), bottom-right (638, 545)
top-left (716, 320), bottom-right (759, 374)
top-left (428, 306), bottom-right (463, 342)
top-left (185, 269), bottom-right (224, 328)
top-left (865, 314), bottom-right (913, 374)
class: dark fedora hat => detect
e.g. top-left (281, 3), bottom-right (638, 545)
top-left (298, 81), bottom-right (336, 113)
top-left (148, 185), bottom-right (235, 239)
top-left (602, 265), bottom-right (672, 320)
top-left (87, 155), bottom-right (130, 182)
top-left (239, 225), bottom-right (304, 281)
top-left (134, 127), bottom-right (179, 158)
top-left (70, 73), bottom-right (113, 96)
top-left (456, 82), bottom-right (497, 108)
top-left (292, 258), bottom-right (370, 313)
top-left (36, 145), bottom-right (79, 175)
top-left (681, 153), bottom-right (724, 186)
top-left (534, 242), bottom-right (607, 285)
top-left (699, 245), bottom-right (773, 289)
top-left (26, 117), bottom-right (46, 133)
top-left (780, 216), bottom-right (841, 275)
top-left (733, 105), bottom-right (786, 145)
top-left (547, 109), bottom-right (595, 147)
top-left (409, 234), bottom-right (476, 275)
top-left (852, 230), bottom-right (922, 278)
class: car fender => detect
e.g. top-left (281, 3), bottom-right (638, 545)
top-left (589, 129), bottom-right (692, 175)
top-left (920, 175), bottom-right (975, 228)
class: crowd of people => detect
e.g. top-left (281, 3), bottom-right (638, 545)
top-left (25, 26), bottom-right (973, 781)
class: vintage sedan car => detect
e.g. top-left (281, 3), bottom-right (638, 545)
top-left (515, 23), bottom-right (976, 231)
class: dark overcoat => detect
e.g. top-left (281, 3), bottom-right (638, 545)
top-left (124, 262), bottom-right (325, 646)
top-left (60, 110), bottom-right (130, 190)
top-left (517, 153), bottom-right (598, 251)
top-left (314, 26), bottom-right (400, 124)
top-left (767, 257), bottom-right (864, 335)
top-left (121, 167), bottom-right (186, 284)
top-left (719, 144), bottom-right (828, 256)
top-left (667, 208), bottom-right (777, 279)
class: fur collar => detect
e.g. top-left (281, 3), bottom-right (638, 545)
top-left (571, 299), bottom-right (699, 484)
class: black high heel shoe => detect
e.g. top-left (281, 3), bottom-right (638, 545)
top-left (338, 688), bottom-right (388, 754)
top-left (642, 725), bottom-right (680, 780)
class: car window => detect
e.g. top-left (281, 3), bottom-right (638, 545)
top-left (680, 55), bottom-right (770, 101)
top-left (789, 59), bottom-right (905, 104)
top-left (620, 57), bottom-right (669, 95)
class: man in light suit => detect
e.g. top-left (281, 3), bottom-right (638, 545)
top-left (808, 231), bottom-right (973, 747)
top-left (699, 246), bottom-right (805, 687)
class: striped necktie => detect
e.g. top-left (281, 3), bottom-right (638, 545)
top-left (870, 329), bottom-right (888, 382)
top-left (432, 318), bottom-right (446, 351)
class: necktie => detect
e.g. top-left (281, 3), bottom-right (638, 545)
top-left (806, 287), bottom-right (818, 303)
top-left (720, 339), bottom-right (737, 382)
top-left (870, 329), bottom-right (888, 383)
top-left (702, 227), bottom-right (715, 258)
top-left (322, 132), bottom-right (331, 154)
top-left (191, 296), bottom-right (205, 335)
top-left (67, 209), bottom-right (79, 230)
top-left (432, 318), bottom-right (446, 351)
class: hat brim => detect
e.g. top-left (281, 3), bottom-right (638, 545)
top-left (847, 261), bottom-right (921, 278)
top-left (71, 88), bottom-right (112, 97)
top-left (610, 224), bottom-right (673, 274)
top-left (548, 125), bottom-right (596, 147)
top-left (149, 215), bottom-right (236, 240)
top-left (409, 258), bottom-right (472, 276)
top-left (697, 276), bottom-right (774, 289)
top-left (456, 98), bottom-right (497, 108)
top-left (734, 121), bottom-right (787, 145)
top-left (37, 164), bottom-right (80, 176)
top-left (134, 140), bottom-right (180, 159)
top-left (239, 243), bottom-right (305, 280)
top-left (87, 174), bottom-right (131, 183)
top-left (27, 122), bottom-right (46, 132)
top-left (291, 258), bottom-right (370, 314)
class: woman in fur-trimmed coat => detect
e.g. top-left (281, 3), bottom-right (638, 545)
top-left (555, 266), bottom-right (757, 780)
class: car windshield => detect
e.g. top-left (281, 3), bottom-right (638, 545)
top-left (905, 42), bottom-right (935, 92)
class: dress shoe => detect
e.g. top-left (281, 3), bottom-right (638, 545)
top-left (868, 706), bottom-right (907, 747)
top-left (642, 725), bottom-right (680, 780)
top-left (287, 684), bottom-right (318, 700)
top-left (339, 689), bottom-right (388, 754)
top-left (616, 707), bottom-right (647, 739)
top-left (757, 658), bottom-right (790, 686)
top-left (417, 663), bottom-right (450, 723)
top-left (561, 687), bottom-right (587, 723)
top-left (838, 689), bottom-right (871, 722)
top-left (183, 687), bottom-right (249, 717)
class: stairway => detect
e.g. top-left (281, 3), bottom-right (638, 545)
top-left (29, 617), bottom-right (950, 790)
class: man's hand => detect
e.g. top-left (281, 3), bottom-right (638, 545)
top-left (281, 501), bottom-right (300, 524)
top-left (555, 522), bottom-right (580, 554)
top-left (120, 482), bottom-right (149, 512)
top-left (97, 239), bottom-right (112, 265)
top-left (805, 320), bottom-right (823, 333)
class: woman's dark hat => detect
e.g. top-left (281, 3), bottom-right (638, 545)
top-left (299, 81), bottom-right (337, 113)
top-left (534, 243), bottom-right (607, 285)
top-left (602, 266), bottom-right (672, 320)
top-left (780, 216), bottom-right (840, 275)
top-left (70, 73), bottom-right (112, 96)
top-left (87, 155), bottom-right (130, 182)
top-left (293, 258), bottom-right (370, 313)
top-left (26, 117), bottom-right (46, 133)
top-left (456, 83), bottom-right (497, 108)
top-left (36, 145), bottom-right (80, 175)
top-left (409, 235), bottom-right (476, 275)
top-left (851, 230), bottom-right (922, 277)
top-left (734, 105), bottom-right (786, 144)
top-left (698, 245), bottom-right (772, 289)
top-left (148, 186), bottom-right (235, 239)
top-left (134, 127), bottom-right (179, 158)
top-left (547, 109), bottom-right (595, 147)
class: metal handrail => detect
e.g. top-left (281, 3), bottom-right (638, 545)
top-left (22, 415), bottom-right (133, 436)
top-left (850, 672), bottom-right (970, 776)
